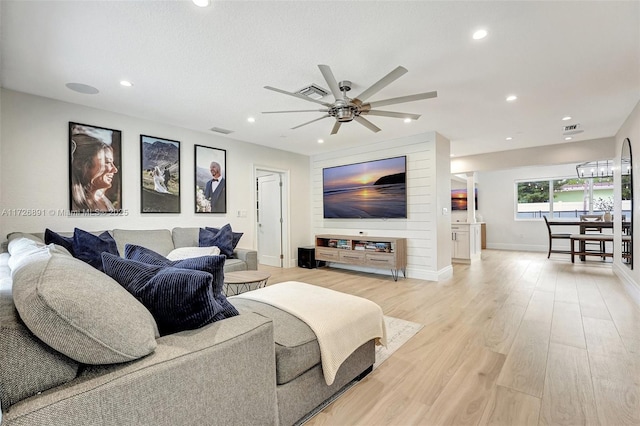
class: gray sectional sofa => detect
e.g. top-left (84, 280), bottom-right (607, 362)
top-left (0, 228), bottom-right (375, 425)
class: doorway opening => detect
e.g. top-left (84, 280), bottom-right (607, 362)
top-left (255, 167), bottom-right (289, 268)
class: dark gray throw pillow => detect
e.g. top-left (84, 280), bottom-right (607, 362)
top-left (124, 244), bottom-right (239, 320)
top-left (199, 224), bottom-right (235, 258)
top-left (44, 229), bottom-right (75, 255)
top-left (102, 253), bottom-right (226, 336)
top-left (205, 225), bottom-right (243, 254)
top-left (72, 228), bottom-right (119, 272)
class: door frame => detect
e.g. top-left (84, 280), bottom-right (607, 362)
top-left (253, 165), bottom-right (290, 268)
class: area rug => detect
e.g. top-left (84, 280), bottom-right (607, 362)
top-left (295, 315), bottom-right (423, 425)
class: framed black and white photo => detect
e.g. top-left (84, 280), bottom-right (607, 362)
top-left (69, 122), bottom-right (122, 214)
top-left (140, 135), bottom-right (180, 213)
top-left (194, 145), bottom-right (227, 213)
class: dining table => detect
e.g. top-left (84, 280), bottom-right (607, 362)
top-left (547, 219), bottom-right (631, 261)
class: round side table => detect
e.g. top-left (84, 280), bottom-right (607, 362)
top-left (223, 270), bottom-right (271, 296)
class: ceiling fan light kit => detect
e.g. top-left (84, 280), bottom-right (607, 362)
top-left (263, 64), bottom-right (437, 135)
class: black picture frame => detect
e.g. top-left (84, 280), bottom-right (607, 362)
top-left (194, 145), bottom-right (227, 213)
top-left (69, 122), bottom-right (122, 214)
top-left (140, 135), bottom-right (180, 213)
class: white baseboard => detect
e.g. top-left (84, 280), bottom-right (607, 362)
top-left (612, 263), bottom-right (640, 307)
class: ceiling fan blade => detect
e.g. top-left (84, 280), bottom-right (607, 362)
top-left (262, 109), bottom-right (329, 114)
top-left (291, 114), bottom-right (330, 130)
top-left (331, 121), bottom-right (342, 135)
top-left (354, 66), bottom-right (408, 102)
top-left (362, 110), bottom-right (421, 120)
top-left (354, 116), bottom-right (381, 133)
top-left (367, 91), bottom-right (438, 109)
top-left (318, 65), bottom-right (343, 100)
top-left (264, 86), bottom-right (332, 107)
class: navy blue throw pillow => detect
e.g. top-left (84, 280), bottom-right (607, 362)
top-left (101, 253), bottom-right (225, 336)
top-left (44, 229), bottom-right (75, 255)
top-left (199, 225), bottom-right (235, 258)
top-left (205, 226), bottom-right (243, 254)
top-left (124, 244), bottom-right (238, 320)
top-left (72, 228), bottom-right (119, 272)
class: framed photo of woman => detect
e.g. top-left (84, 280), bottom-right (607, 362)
top-left (194, 145), bottom-right (227, 213)
top-left (140, 135), bottom-right (180, 213)
top-left (69, 122), bottom-right (122, 214)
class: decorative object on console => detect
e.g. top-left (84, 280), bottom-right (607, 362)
top-left (323, 156), bottom-right (407, 219)
top-left (140, 134), bottom-right (180, 214)
top-left (69, 122), bottom-right (122, 214)
top-left (194, 144), bottom-right (227, 213)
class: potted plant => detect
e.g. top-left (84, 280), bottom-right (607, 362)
top-left (593, 196), bottom-right (614, 221)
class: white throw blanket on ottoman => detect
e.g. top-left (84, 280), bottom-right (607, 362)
top-left (231, 281), bottom-right (387, 385)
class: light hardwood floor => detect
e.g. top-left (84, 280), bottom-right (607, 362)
top-left (258, 250), bottom-right (640, 426)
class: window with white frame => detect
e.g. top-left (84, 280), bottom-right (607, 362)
top-left (515, 176), bottom-right (614, 219)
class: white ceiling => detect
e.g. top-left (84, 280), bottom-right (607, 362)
top-left (1, 1), bottom-right (639, 157)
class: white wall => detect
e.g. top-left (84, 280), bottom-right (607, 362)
top-left (476, 163), bottom-right (581, 252)
top-left (311, 132), bottom-right (452, 281)
top-left (0, 89), bottom-right (312, 266)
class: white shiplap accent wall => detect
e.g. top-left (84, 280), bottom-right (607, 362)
top-left (311, 132), bottom-right (451, 281)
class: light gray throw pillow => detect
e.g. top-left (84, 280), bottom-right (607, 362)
top-left (12, 252), bottom-right (158, 364)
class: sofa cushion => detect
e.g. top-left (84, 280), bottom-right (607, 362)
top-left (0, 279), bottom-right (79, 409)
top-left (72, 228), bottom-right (119, 272)
top-left (112, 228), bottom-right (175, 257)
top-left (230, 298), bottom-right (320, 385)
top-left (12, 252), bottom-right (158, 365)
top-left (199, 225), bottom-right (235, 258)
top-left (124, 244), bottom-right (239, 320)
top-left (166, 246), bottom-right (221, 260)
top-left (102, 253), bottom-right (227, 336)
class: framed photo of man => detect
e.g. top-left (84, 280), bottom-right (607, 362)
top-left (194, 145), bottom-right (227, 213)
top-left (140, 135), bottom-right (180, 213)
top-left (69, 122), bottom-right (122, 214)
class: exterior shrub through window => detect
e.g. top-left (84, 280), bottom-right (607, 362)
top-left (516, 177), bottom-right (620, 219)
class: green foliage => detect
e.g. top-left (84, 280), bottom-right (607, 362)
top-left (518, 181), bottom-right (549, 203)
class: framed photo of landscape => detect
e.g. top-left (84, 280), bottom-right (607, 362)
top-left (140, 135), bottom-right (180, 213)
top-left (69, 122), bottom-right (122, 214)
top-left (194, 144), bottom-right (227, 213)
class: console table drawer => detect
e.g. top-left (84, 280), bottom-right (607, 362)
top-left (365, 253), bottom-right (395, 268)
top-left (339, 251), bottom-right (365, 264)
top-left (316, 248), bottom-right (340, 261)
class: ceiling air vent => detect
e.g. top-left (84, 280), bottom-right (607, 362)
top-left (295, 84), bottom-right (329, 100)
top-left (209, 126), bottom-right (234, 135)
top-left (563, 123), bottom-right (583, 135)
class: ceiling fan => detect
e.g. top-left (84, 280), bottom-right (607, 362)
top-left (262, 64), bottom-right (437, 135)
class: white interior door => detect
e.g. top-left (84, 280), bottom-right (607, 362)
top-left (257, 173), bottom-right (282, 267)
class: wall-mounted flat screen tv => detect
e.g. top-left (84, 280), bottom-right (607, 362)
top-left (451, 188), bottom-right (478, 210)
top-left (323, 156), bottom-right (407, 219)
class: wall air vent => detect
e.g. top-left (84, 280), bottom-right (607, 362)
top-left (295, 84), bottom-right (329, 100)
top-left (209, 126), bottom-right (234, 134)
top-left (563, 123), bottom-right (583, 135)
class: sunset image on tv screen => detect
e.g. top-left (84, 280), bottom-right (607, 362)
top-left (323, 156), bottom-right (407, 219)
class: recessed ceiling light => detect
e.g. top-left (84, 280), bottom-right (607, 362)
top-left (506, 137), bottom-right (513, 141)
top-left (247, 117), bottom-right (255, 123)
top-left (65, 82), bottom-right (99, 94)
top-left (192, 0), bottom-right (210, 7)
top-left (562, 116), bottom-right (572, 121)
top-left (472, 29), bottom-right (488, 40)
top-left (318, 139), bottom-right (324, 144)
top-left (506, 95), bottom-right (517, 102)
top-left (120, 80), bottom-right (133, 87)
top-left (450, 154), bottom-right (455, 157)
top-left (404, 118), bottom-right (412, 123)
top-left (565, 136), bottom-right (573, 141)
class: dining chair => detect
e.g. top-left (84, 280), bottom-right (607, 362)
top-left (580, 214), bottom-right (605, 252)
top-left (543, 216), bottom-right (572, 258)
